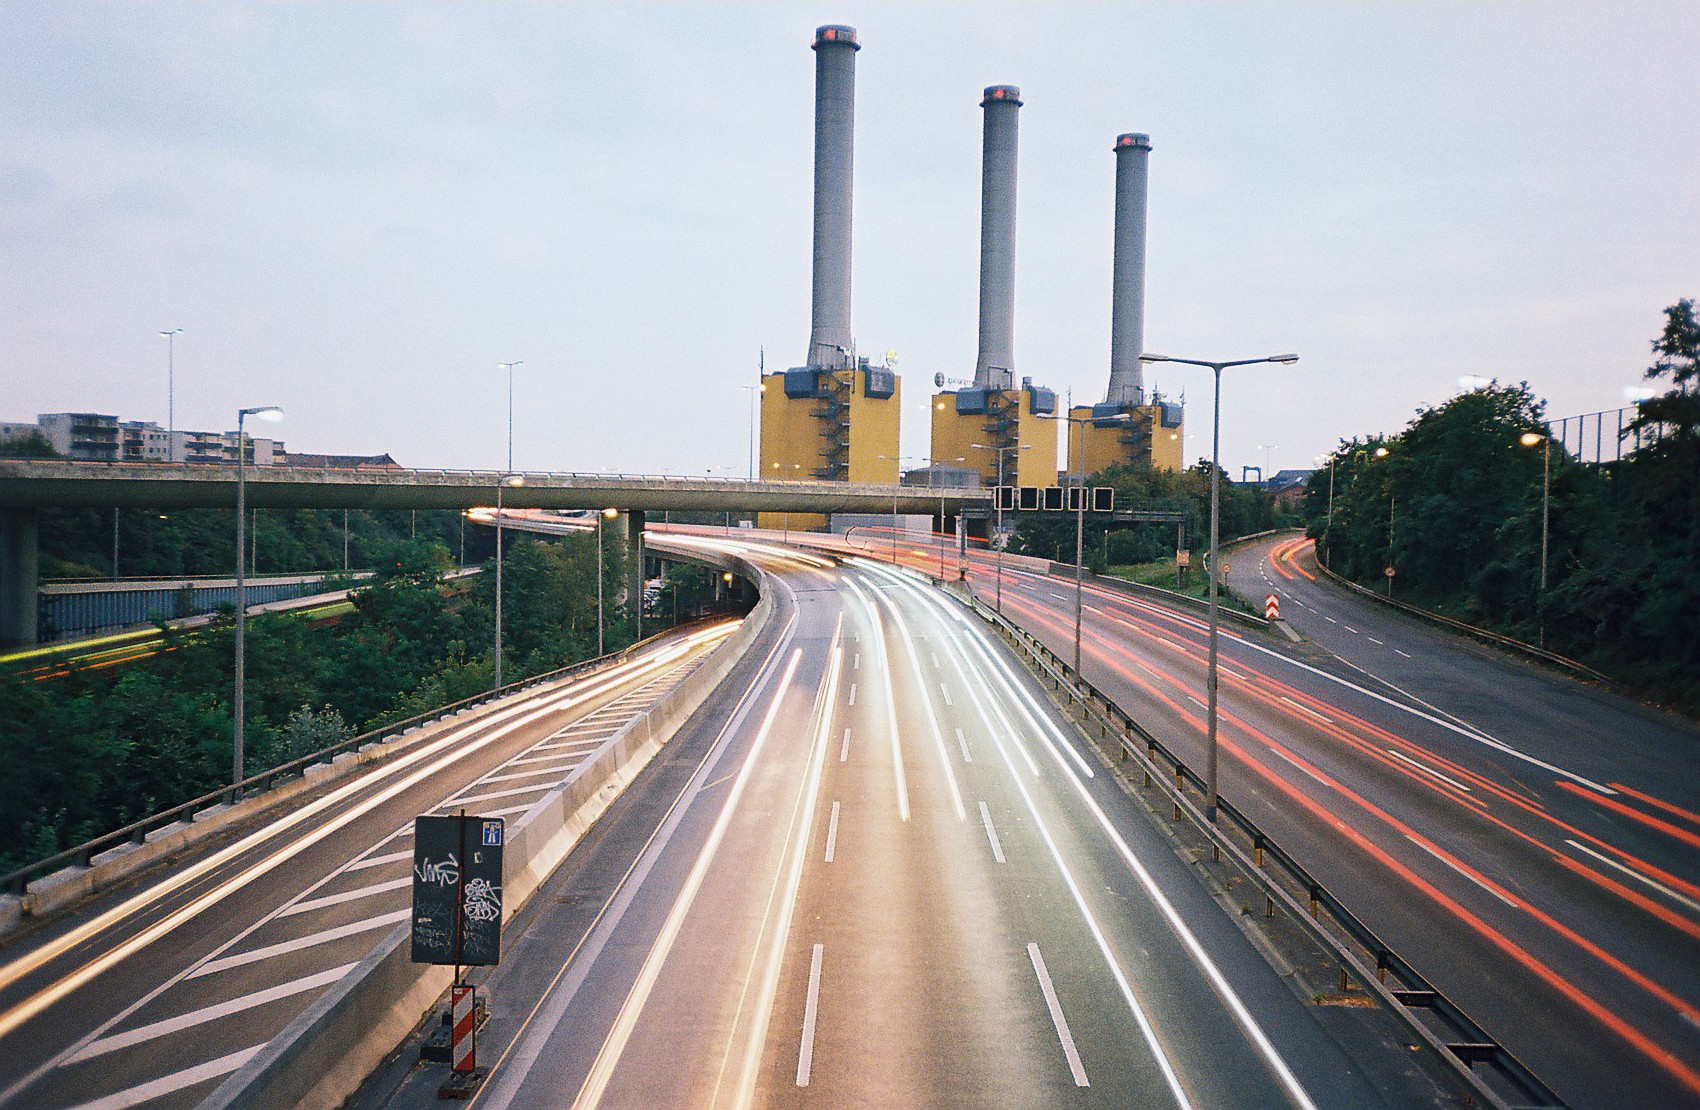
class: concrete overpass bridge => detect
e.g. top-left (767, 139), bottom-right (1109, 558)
top-left (0, 459), bottom-right (990, 648)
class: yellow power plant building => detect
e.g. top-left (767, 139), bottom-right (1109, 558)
top-left (1065, 395), bottom-right (1186, 477)
top-left (758, 362), bottom-right (901, 531)
top-left (930, 381), bottom-right (1061, 490)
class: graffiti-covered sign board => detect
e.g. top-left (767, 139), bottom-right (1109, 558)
top-left (411, 814), bottom-right (504, 966)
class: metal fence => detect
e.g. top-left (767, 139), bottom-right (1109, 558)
top-left (38, 573), bottom-right (369, 641)
top-left (1552, 403), bottom-right (1663, 465)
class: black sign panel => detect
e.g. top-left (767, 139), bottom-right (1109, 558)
top-left (1092, 486), bottom-right (1115, 513)
top-left (1042, 486), bottom-right (1065, 512)
top-left (411, 815), bottom-right (505, 967)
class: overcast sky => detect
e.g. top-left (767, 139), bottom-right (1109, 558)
top-left (4, 2), bottom-right (1696, 478)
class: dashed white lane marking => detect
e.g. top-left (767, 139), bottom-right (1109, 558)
top-left (1278, 696), bottom-right (1334, 725)
top-left (1405, 835), bottom-right (1516, 906)
top-left (1367, 637), bottom-right (1384, 645)
top-left (278, 876), bottom-right (411, 918)
top-left (1343, 625), bottom-right (1360, 635)
top-left (840, 727), bottom-right (852, 763)
top-left (71, 964), bottom-right (354, 1061)
top-left (1027, 943), bottom-right (1089, 1087)
top-left (979, 803), bottom-right (1006, 863)
top-left (345, 848), bottom-right (411, 873)
top-left (956, 727), bottom-right (972, 763)
top-left (1395, 649), bottom-right (1413, 658)
top-left (66, 1045), bottom-right (265, 1110)
top-left (853, 652), bottom-right (860, 670)
top-left (1049, 592), bottom-right (1070, 602)
top-left (1325, 616), bottom-right (1338, 624)
top-left (931, 652), bottom-right (940, 667)
top-left (188, 910), bottom-right (410, 978)
top-left (1387, 749), bottom-right (1474, 793)
top-left (1565, 839), bottom-right (1700, 914)
top-left (824, 802), bottom-right (841, 863)
top-left (848, 683), bottom-right (857, 707)
top-left (1188, 695), bottom-right (1206, 710)
top-left (796, 944), bottom-right (825, 1087)
top-left (939, 682), bottom-right (954, 706)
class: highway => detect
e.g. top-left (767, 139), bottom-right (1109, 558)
top-left (0, 620), bottom-right (735, 1110)
top-left (884, 528), bottom-right (1700, 1109)
top-left (361, 535), bottom-right (1418, 1109)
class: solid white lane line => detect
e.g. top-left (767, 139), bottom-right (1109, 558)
top-left (840, 727), bottom-right (851, 762)
top-left (278, 876), bottom-right (411, 918)
top-left (825, 802), bottom-right (841, 863)
top-left (979, 803), bottom-right (1006, 864)
top-left (1027, 944), bottom-right (1088, 1087)
top-left (1564, 839), bottom-right (1700, 914)
top-left (1387, 749), bottom-right (1473, 793)
top-left (188, 910), bottom-right (410, 978)
top-left (939, 682), bottom-right (954, 706)
top-left (71, 964), bottom-right (354, 1061)
top-left (796, 944), bottom-right (825, 1087)
top-left (345, 848), bottom-right (411, 872)
top-left (65, 1045), bottom-right (265, 1110)
top-left (956, 727), bottom-right (972, 763)
top-left (1278, 696), bottom-right (1334, 725)
top-left (1405, 836), bottom-right (1516, 906)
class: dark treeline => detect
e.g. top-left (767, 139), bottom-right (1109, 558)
top-left (1013, 461), bottom-right (1293, 570)
top-left (0, 530), bottom-right (727, 875)
top-left (1308, 300), bottom-right (1699, 711)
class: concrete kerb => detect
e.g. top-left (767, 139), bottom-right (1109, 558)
top-left (1, 662), bottom-right (627, 943)
top-left (202, 556), bottom-right (772, 1110)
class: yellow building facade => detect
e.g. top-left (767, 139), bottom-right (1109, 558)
top-left (929, 385), bottom-right (1061, 489)
top-left (1064, 397), bottom-right (1186, 477)
top-left (757, 364), bottom-right (901, 531)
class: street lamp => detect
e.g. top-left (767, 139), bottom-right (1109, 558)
top-left (233, 404), bottom-right (283, 786)
top-left (494, 474), bottom-right (524, 689)
top-left (932, 456), bottom-right (966, 579)
top-left (770, 461), bottom-right (801, 539)
top-left (741, 384), bottom-right (762, 480)
top-left (499, 361), bottom-right (524, 472)
top-left (878, 455), bottom-right (925, 563)
top-left (597, 506), bottom-right (617, 654)
top-left (159, 329), bottom-right (183, 459)
top-left (1039, 405), bottom-right (1131, 674)
top-left (971, 442), bottom-right (1031, 614)
top-left (1520, 432), bottom-right (1551, 636)
top-left (1140, 351), bottom-right (1298, 822)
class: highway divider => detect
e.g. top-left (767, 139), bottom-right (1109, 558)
top-left (201, 553), bottom-right (774, 1110)
top-left (956, 587), bottom-right (1565, 1110)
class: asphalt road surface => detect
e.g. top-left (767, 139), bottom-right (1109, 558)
top-left (360, 537), bottom-right (1411, 1109)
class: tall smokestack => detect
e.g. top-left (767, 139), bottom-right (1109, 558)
top-left (806, 25), bottom-right (859, 371)
top-left (1105, 132), bottom-right (1151, 406)
top-left (973, 85), bottom-right (1022, 390)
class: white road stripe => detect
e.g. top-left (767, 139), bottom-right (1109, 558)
top-left (939, 682), bottom-right (954, 706)
top-left (1565, 839), bottom-right (1700, 914)
top-left (478, 764), bottom-right (580, 785)
top-left (65, 1045), bottom-right (265, 1110)
top-left (1387, 749), bottom-right (1473, 793)
top-left (853, 652), bottom-right (860, 669)
top-left (825, 802), bottom-right (841, 863)
top-left (839, 727), bottom-right (851, 762)
top-left (509, 751), bottom-right (591, 767)
top-left (1278, 696), bottom-right (1334, 725)
top-left (460, 801), bottom-right (537, 819)
top-left (1395, 648), bottom-right (1412, 658)
top-left (71, 964), bottom-right (354, 1061)
top-left (979, 803), bottom-right (1006, 864)
top-left (956, 727), bottom-right (972, 763)
top-left (1027, 943), bottom-right (1088, 1087)
top-left (1325, 616), bottom-right (1338, 623)
top-left (1367, 637), bottom-right (1384, 645)
top-left (279, 876), bottom-right (411, 918)
top-left (446, 782), bottom-right (555, 808)
top-left (848, 683), bottom-right (857, 706)
top-left (1405, 836), bottom-right (1516, 906)
top-left (345, 848), bottom-right (411, 873)
top-left (188, 910), bottom-right (410, 978)
top-left (796, 944), bottom-right (825, 1087)
top-left (1343, 625), bottom-right (1360, 634)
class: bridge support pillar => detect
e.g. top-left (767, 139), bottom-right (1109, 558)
top-left (626, 509), bottom-right (645, 640)
top-left (1, 508), bottom-right (40, 650)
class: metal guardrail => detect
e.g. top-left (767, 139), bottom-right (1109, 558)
top-left (962, 591), bottom-right (1567, 1110)
top-left (1, 622), bottom-right (708, 898)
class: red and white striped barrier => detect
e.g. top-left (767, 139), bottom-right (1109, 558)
top-left (451, 985), bottom-right (476, 1073)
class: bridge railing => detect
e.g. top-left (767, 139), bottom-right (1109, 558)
top-left (960, 589), bottom-right (1566, 1110)
top-left (1, 625), bottom-right (695, 898)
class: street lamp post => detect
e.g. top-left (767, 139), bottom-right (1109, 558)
top-left (1520, 432), bottom-right (1551, 640)
top-left (233, 405), bottom-right (283, 786)
top-left (159, 329), bottom-right (183, 459)
top-left (878, 455), bottom-right (926, 564)
top-left (597, 507), bottom-right (617, 654)
top-left (493, 474), bottom-right (524, 689)
top-left (499, 361), bottom-right (524, 473)
top-left (1140, 352), bottom-right (1298, 822)
top-left (1038, 406), bottom-right (1131, 674)
top-left (742, 384), bottom-right (762, 480)
top-left (971, 443), bottom-right (1030, 613)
